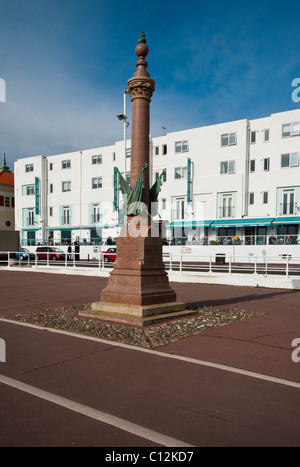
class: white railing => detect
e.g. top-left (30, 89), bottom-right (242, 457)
top-left (163, 253), bottom-right (300, 277)
top-left (1, 251), bottom-right (300, 278)
top-left (0, 251), bottom-right (112, 270)
top-left (20, 234), bottom-right (300, 247)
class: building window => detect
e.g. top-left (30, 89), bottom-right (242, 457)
top-left (91, 228), bottom-right (101, 245)
top-left (263, 192), bottom-right (268, 204)
top-left (62, 206), bottom-right (70, 225)
top-left (112, 152), bottom-right (116, 161)
top-left (221, 133), bottom-right (236, 147)
top-left (25, 185), bottom-right (35, 196)
top-left (250, 131), bottom-right (256, 143)
top-left (249, 193), bottom-right (255, 205)
top-left (25, 164), bottom-right (34, 172)
top-left (92, 177), bottom-right (102, 189)
top-left (49, 207), bottom-right (53, 217)
top-left (281, 153), bottom-right (299, 168)
top-left (62, 160), bottom-right (71, 169)
top-left (155, 170), bottom-right (166, 182)
top-left (264, 157), bottom-right (270, 171)
top-left (162, 198), bottom-right (166, 210)
top-left (28, 209), bottom-right (34, 226)
top-left (154, 146), bottom-right (159, 156)
top-left (162, 144), bottom-right (167, 155)
top-left (282, 122), bottom-right (300, 138)
top-left (49, 163), bottom-right (53, 170)
top-left (175, 140), bottom-right (189, 153)
top-left (92, 204), bottom-right (101, 224)
top-left (221, 194), bottom-right (234, 218)
top-left (264, 129), bottom-right (270, 142)
top-left (277, 224), bottom-right (298, 242)
top-left (250, 160), bottom-right (255, 172)
top-left (281, 190), bottom-right (296, 215)
top-left (49, 183), bottom-right (53, 193)
top-left (61, 230), bottom-right (71, 243)
top-left (119, 171), bottom-right (130, 184)
top-left (220, 160), bottom-right (235, 174)
top-left (92, 155), bottom-right (102, 164)
top-left (175, 198), bottom-right (185, 220)
top-left (62, 181), bottom-right (71, 192)
top-left (174, 167), bottom-right (188, 179)
top-left (126, 148), bottom-right (131, 158)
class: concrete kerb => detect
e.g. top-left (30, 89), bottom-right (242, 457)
top-left (168, 271), bottom-right (300, 290)
top-left (0, 265), bottom-right (110, 277)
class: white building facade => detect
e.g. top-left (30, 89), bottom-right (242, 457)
top-left (14, 109), bottom-right (300, 250)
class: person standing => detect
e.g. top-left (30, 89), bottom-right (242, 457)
top-left (67, 242), bottom-right (72, 261)
top-left (74, 241), bottom-right (80, 261)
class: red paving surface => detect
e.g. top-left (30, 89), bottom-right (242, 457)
top-left (0, 270), bottom-right (300, 447)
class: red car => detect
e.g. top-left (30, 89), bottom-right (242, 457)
top-left (103, 247), bottom-right (116, 262)
top-left (0, 252), bottom-right (17, 260)
top-left (36, 247), bottom-right (65, 261)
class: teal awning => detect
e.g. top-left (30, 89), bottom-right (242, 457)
top-left (210, 218), bottom-right (275, 229)
top-left (168, 220), bottom-right (214, 228)
top-left (272, 216), bottom-right (300, 225)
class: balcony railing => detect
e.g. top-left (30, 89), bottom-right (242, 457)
top-left (219, 206), bottom-right (235, 218)
top-left (279, 202), bottom-right (298, 216)
top-left (90, 214), bottom-right (102, 224)
top-left (26, 217), bottom-right (35, 227)
top-left (20, 234), bottom-right (300, 247)
top-left (61, 216), bottom-right (71, 226)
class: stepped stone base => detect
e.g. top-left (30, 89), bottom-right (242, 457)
top-left (79, 301), bottom-right (192, 326)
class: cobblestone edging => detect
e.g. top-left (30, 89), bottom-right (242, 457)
top-left (5, 303), bottom-right (263, 349)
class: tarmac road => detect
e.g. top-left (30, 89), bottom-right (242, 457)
top-left (0, 270), bottom-right (299, 448)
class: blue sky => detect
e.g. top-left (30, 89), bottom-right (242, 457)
top-left (1, 0), bottom-right (300, 169)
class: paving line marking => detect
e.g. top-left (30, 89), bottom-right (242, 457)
top-left (1, 317), bottom-right (300, 390)
top-left (0, 374), bottom-right (192, 447)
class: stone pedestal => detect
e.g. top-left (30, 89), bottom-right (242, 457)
top-left (100, 235), bottom-right (176, 306)
top-left (80, 222), bottom-right (191, 325)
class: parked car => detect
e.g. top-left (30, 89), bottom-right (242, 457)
top-left (0, 251), bottom-right (16, 261)
top-left (16, 248), bottom-right (35, 261)
top-left (103, 247), bottom-right (116, 262)
top-left (36, 246), bottom-right (65, 261)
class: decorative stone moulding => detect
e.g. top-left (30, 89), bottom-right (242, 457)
top-left (127, 77), bottom-right (155, 102)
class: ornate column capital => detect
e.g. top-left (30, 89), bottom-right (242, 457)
top-left (127, 76), bottom-right (155, 102)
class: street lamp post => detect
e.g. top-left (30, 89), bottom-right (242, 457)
top-left (116, 89), bottom-right (130, 183)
